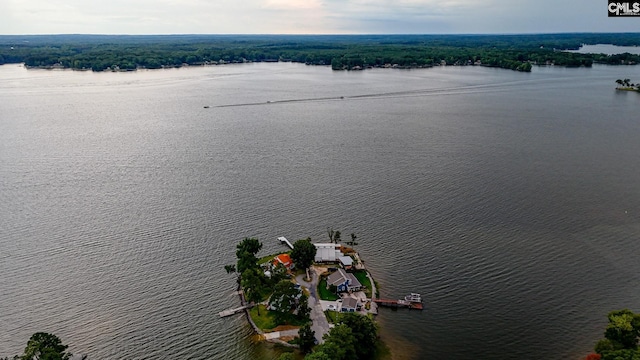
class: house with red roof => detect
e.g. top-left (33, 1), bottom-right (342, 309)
top-left (273, 253), bottom-right (294, 270)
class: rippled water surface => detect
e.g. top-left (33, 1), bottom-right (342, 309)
top-left (1, 62), bottom-right (640, 359)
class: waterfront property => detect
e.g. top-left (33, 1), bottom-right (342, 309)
top-left (314, 243), bottom-right (342, 262)
top-left (273, 253), bottom-right (294, 270)
top-left (338, 255), bottom-right (353, 270)
top-left (340, 297), bottom-right (359, 312)
top-left (326, 268), bottom-right (363, 293)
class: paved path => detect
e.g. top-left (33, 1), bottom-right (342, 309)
top-left (296, 268), bottom-right (330, 344)
top-left (263, 329), bottom-right (299, 340)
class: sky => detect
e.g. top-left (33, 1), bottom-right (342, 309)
top-left (0, 0), bottom-right (638, 35)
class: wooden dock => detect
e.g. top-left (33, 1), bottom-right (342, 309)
top-left (374, 299), bottom-right (423, 310)
top-left (219, 305), bottom-right (250, 317)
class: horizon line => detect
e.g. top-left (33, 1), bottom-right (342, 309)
top-left (2, 31), bottom-right (640, 37)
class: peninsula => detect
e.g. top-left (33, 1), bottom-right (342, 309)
top-left (222, 231), bottom-right (415, 359)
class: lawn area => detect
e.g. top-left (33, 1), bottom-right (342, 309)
top-left (249, 305), bottom-right (277, 331)
top-left (318, 277), bottom-right (339, 301)
top-left (249, 304), bottom-right (309, 331)
top-left (353, 270), bottom-right (372, 297)
top-left (258, 253), bottom-right (283, 265)
top-left (324, 310), bottom-right (341, 324)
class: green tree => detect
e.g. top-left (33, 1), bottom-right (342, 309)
top-left (269, 262), bottom-right (288, 285)
top-left (595, 309), bottom-right (640, 359)
top-left (297, 293), bottom-right (311, 320)
top-left (604, 309), bottom-right (640, 349)
top-left (339, 313), bottom-right (378, 359)
top-left (269, 280), bottom-right (300, 324)
top-left (277, 353), bottom-right (295, 360)
top-left (224, 264), bottom-right (236, 274)
top-left (348, 233), bottom-right (358, 246)
top-left (242, 268), bottom-right (267, 315)
top-left (291, 238), bottom-right (316, 272)
top-left (236, 237), bottom-right (262, 274)
top-left (304, 351), bottom-right (332, 360)
top-left (327, 228), bottom-right (335, 243)
top-left (334, 231), bottom-right (341, 244)
top-left (21, 333), bottom-right (71, 360)
top-left (298, 323), bottom-right (316, 354)
top-left (318, 324), bottom-right (357, 360)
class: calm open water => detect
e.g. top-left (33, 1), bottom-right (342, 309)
top-left (1, 62), bottom-right (640, 360)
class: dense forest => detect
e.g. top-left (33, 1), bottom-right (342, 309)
top-left (0, 33), bottom-right (639, 73)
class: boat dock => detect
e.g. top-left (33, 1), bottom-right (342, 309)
top-left (278, 236), bottom-right (293, 249)
top-left (219, 305), bottom-right (251, 317)
top-left (374, 299), bottom-right (423, 310)
top-left (374, 293), bottom-right (423, 310)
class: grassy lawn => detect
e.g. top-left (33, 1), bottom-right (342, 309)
top-left (250, 305), bottom-right (277, 331)
top-left (324, 310), bottom-right (341, 324)
top-left (318, 277), bottom-right (339, 301)
top-left (249, 304), bottom-right (309, 331)
top-left (258, 253), bottom-right (284, 265)
top-left (353, 270), bottom-right (372, 298)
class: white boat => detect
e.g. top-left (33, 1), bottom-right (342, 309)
top-left (404, 293), bottom-right (422, 303)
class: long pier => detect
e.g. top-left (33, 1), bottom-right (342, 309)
top-left (374, 299), bottom-right (423, 310)
top-left (219, 305), bottom-right (251, 317)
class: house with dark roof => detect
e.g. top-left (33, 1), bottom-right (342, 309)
top-left (326, 268), bottom-right (362, 293)
top-left (340, 297), bottom-right (359, 312)
top-left (338, 256), bottom-right (353, 270)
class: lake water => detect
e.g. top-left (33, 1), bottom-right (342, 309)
top-left (566, 44), bottom-right (640, 55)
top-left (1, 62), bottom-right (640, 360)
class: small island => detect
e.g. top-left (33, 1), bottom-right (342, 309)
top-left (615, 79), bottom-right (640, 92)
top-left (222, 230), bottom-right (419, 359)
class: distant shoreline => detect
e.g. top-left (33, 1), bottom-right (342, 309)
top-left (4, 34), bottom-right (640, 74)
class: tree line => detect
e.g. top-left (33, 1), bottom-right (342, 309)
top-left (1, 34), bottom-right (639, 73)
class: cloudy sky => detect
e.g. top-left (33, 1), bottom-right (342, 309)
top-left (0, 0), bottom-right (637, 34)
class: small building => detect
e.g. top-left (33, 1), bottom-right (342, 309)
top-left (314, 243), bottom-right (342, 263)
top-left (338, 256), bottom-right (353, 270)
top-left (326, 268), bottom-right (362, 293)
top-left (273, 253), bottom-right (294, 270)
top-left (341, 297), bottom-right (358, 312)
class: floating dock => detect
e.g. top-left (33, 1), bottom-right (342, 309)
top-left (219, 305), bottom-right (250, 317)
